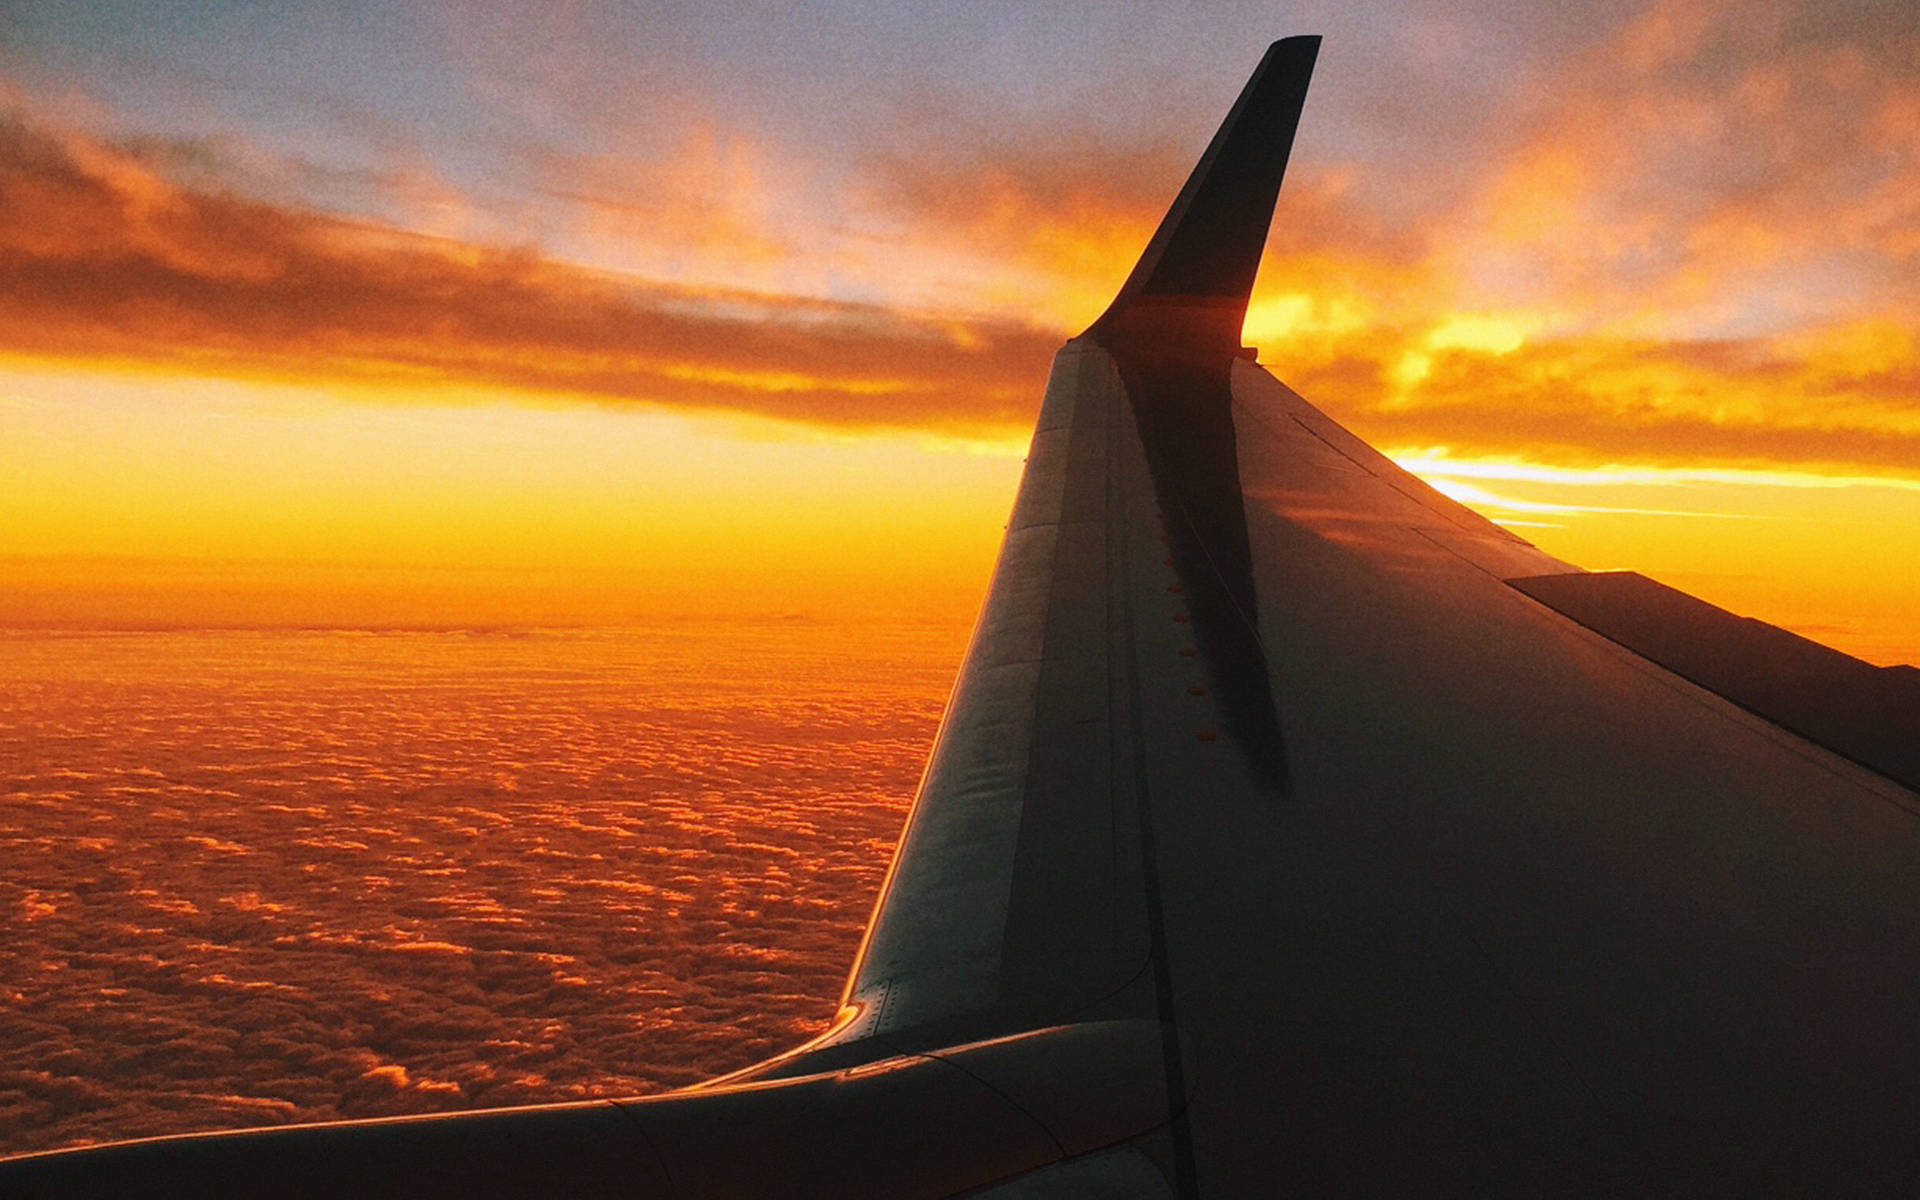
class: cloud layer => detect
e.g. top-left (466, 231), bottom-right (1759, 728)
top-left (0, 622), bottom-right (956, 1154)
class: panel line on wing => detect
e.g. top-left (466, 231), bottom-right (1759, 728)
top-left (1118, 416), bottom-right (1203, 1200)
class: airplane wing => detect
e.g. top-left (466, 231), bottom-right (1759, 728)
top-left (7, 34), bottom-right (1920, 1198)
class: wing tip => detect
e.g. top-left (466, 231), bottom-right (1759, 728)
top-left (1088, 35), bottom-right (1320, 349)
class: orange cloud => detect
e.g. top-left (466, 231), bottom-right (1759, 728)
top-left (1291, 329), bottom-right (1920, 475)
top-left (0, 111), bottom-right (1058, 434)
top-left (857, 115), bottom-right (1427, 331)
top-left (536, 123), bottom-right (802, 288)
top-left (1448, 0), bottom-right (1920, 330)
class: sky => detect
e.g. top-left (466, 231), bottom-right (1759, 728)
top-left (2, 0), bottom-right (1917, 660)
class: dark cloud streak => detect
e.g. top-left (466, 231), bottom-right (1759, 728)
top-left (0, 112), bottom-right (1059, 432)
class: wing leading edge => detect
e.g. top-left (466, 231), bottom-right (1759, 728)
top-left (8, 33), bottom-right (1920, 1199)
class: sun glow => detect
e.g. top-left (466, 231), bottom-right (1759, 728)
top-left (1388, 450), bottom-right (1920, 493)
top-left (1390, 448), bottom-right (1920, 665)
top-left (0, 362), bottom-right (1019, 630)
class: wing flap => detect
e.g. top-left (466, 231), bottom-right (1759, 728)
top-left (1511, 569), bottom-right (1920, 797)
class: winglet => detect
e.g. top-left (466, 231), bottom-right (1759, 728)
top-left (1088, 36), bottom-right (1319, 349)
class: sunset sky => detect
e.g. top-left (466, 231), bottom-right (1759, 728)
top-left (3, 0), bottom-right (1917, 661)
